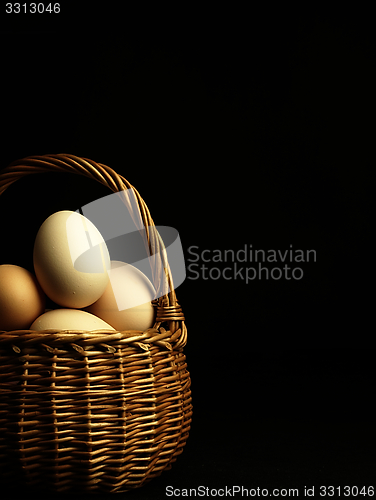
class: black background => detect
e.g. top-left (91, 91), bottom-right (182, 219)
top-left (0, 5), bottom-right (375, 499)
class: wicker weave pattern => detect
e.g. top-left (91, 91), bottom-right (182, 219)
top-left (0, 155), bottom-right (192, 493)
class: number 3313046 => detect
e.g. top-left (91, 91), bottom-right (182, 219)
top-left (5, 3), bottom-right (60, 13)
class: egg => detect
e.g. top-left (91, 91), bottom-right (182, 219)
top-left (30, 308), bottom-right (115, 331)
top-left (33, 210), bottom-right (111, 309)
top-left (85, 261), bottom-right (156, 332)
top-left (0, 264), bottom-right (46, 331)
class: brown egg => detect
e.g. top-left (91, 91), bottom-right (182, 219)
top-left (0, 264), bottom-right (46, 331)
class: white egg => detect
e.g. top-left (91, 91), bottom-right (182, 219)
top-left (85, 261), bottom-right (156, 332)
top-left (33, 210), bottom-right (111, 308)
top-left (30, 308), bottom-right (115, 331)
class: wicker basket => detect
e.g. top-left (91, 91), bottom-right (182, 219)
top-left (0, 154), bottom-right (192, 493)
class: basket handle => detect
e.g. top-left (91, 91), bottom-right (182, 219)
top-left (0, 154), bottom-right (185, 333)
